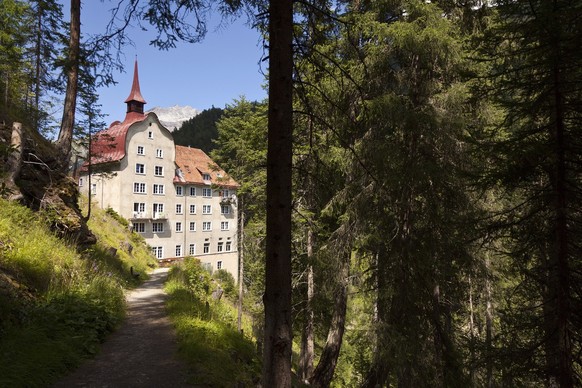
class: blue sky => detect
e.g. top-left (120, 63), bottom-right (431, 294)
top-left (79, 1), bottom-right (267, 124)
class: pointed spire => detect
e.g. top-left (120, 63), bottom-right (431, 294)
top-left (124, 59), bottom-right (146, 114)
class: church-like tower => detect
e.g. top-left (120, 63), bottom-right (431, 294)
top-left (124, 60), bottom-right (146, 115)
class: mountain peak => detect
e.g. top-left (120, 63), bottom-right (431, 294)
top-left (146, 105), bottom-right (199, 131)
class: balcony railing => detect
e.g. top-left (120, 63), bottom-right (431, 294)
top-left (132, 211), bottom-right (148, 219)
top-left (153, 212), bottom-right (168, 220)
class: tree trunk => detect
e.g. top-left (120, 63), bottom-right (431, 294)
top-left (6, 122), bottom-right (24, 200)
top-left (299, 227), bottom-right (315, 383)
top-left (56, 0), bottom-right (80, 167)
top-left (485, 257), bottom-right (493, 388)
top-left (309, 249), bottom-right (350, 388)
top-left (262, 0), bottom-right (294, 386)
top-left (237, 196), bottom-right (244, 332)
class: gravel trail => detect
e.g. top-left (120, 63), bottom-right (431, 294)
top-left (54, 268), bottom-right (192, 387)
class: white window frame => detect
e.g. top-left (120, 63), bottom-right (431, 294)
top-left (202, 188), bottom-right (212, 198)
top-left (203, 205), bottom-right (212, 214)
top-left (221, 189), bottom-right (230, 198)
top-left (152, 222), bottom-right (164, 233)
top-left (189, 204), bottom-right (196, 214)
top-left (152, 246), bottom-right (163, 259)
top-left (221, 205), bottom-right (230, 215)
top-left (133, 182), bottom-right (146, 194)
top-left (225, 241), bottom-right (232, 251)
top-left (202, 221), bottom-right (211, 231)
top-left (221, 221), bottom-right (229, 231)
top-left (153, 184), bottom-right (165, 195)
top-left (189, 187), bottom-right (196, 196)
top-left (217, 242), bottom-right (224, 252)
top-left (135, 163), bottom-right (145, 174)
top-left (203, 243), bottom-right (210, 253)
top-left (91, 183), bottom-right (97, 194)
top-left (133, 202), bottom-right (146, 213)
top-left (189, 221), bottom-right (196, 232)
top-left (79, 177), bottom-right (84, 187)
top-left (175, 245), bottom-right (182, 257)
top-left (133, 222), bottom-right (146, 233)
top-left (137, 145), bottom-right (145, 155)
top-left (203, 173), bottom-right (211, 181)
top-left (148, 131), bottom-right (154, 139)
top-left (176, 204), bottom-right (183, 214)
top-left (217, 261), bottom-right (222, 270)
top-left (189, 243), bottom-right (196, 255)
top-left (176, 222), bottom-right (182, 232)
top-left (156, 148), bottom-right (163, 158)
top-left (154, 165), bottom-right (164, 177)
top-left (176, 186), bottom-right (183, 196)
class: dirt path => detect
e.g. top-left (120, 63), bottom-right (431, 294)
top-left (54, 268), bottom-right (192, 387)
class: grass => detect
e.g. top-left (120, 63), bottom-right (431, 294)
top-left (0, 198), bottom-right (157, 387)
top-left (165, 258), bottom-right (261, 386)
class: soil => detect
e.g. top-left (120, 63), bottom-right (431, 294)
top-left (54, 268), bottom-right (193, 387)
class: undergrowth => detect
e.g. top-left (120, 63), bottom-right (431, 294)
top-left (0, 198), bottom-right (156, 387)
top-left (165, 257), bottom-right (261, 386)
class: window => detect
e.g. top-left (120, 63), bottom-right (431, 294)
top-left (153, 203), bottom-right (164, 214)
top-left (217, 261), bottom-right (222, 270)
top-left (153, 184), bottom-right (165, 195)
top-left (189, 222), bottom-right (196, 232)
top-left (137, 145), bottom-right (145, 155)
top-left (135, 163), bottom-right (145, 174)
top-left (133, 182), bottom-right (146, 194)
top-left (221, 189), bottom-right (230, 198)
top-left (176, 186), bottom-right (183, 195)
top-left (203, 188), bottom-right (212, 197)
top-left (221, 221), bottom-right (229, 231)
top-left (133, 222), bottom-right (145, 233)
top-left (203, 242), bottom-right (210, 253)
top-left (203, 173), bottom-right (211, 181)
top-left (217, 242), bottom-right (224, 252)
top-left (154, 166), bottom-right (164, 176)
top-left (152, 222), bottom-right (164, 233)
top-left (221, 205), bottom-right (230, 215)
top-left (156, 148), bottom-right (163, 158)
top-left (203, 205), bottom-right (212, 214)
top-left (176, 204), bottom-right (183, 214)
top-left (176, 222), bottom-right (182, 232)
top-left (189, 187), bottom-right (196, 196)
top-left (189, 244), bottom-right (196, 255)
top-left (152, 246), bottom-right (163, 259)
top-left (225, 241), bottom-right (232, 251)
top-left (203, 221), bottom-right (211, 231)
top-left (175, 245), bottom-right (182, 257)
top-left (79, 178), bottom-right (83, 187)
top-left (148, 131), bottom-right (153, 139)
top-left (91, 183), bottom-right (97, 194)
top-left (133, 203), bottom-right (146, 217)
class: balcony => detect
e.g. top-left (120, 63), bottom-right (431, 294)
top-left (131, 211), bottom-right (148, 219)
top-left (220, 197), bottom-right (233, 206)
top-left (153, 212), bottom-right (168, 220)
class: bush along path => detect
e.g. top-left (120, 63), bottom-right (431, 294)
top-left (55, 268), bottom-right (192, 388)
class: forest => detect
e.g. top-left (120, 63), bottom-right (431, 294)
top-left (1, 0), bottom-right (581, 387)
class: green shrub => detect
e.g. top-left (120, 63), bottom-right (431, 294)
top-left (213, 269), bottom-right (236, 298)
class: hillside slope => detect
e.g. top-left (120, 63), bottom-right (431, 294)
top-left (0, 198), bottom-right (157, 386)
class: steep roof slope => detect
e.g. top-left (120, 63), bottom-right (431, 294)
top-left (174, 145), bottom-right (239, 189)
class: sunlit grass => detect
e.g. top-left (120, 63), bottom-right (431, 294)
top-left (0, 198), bottom-right (156, 386)
top-left (165, 259), bottom-right (261, 386)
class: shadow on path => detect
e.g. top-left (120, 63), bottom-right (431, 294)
top-left (54, 268), bottom-right (192, 387)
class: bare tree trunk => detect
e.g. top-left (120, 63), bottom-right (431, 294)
top-left (34, 4), bottom-right (42, 130)
top-left (262, 0), bottom-right (294, 386)
top-left (299, 227), bottom-right (315, 382)
top-left (237, 197), bottom-right (244, 332)
top-left (485, 257), bottom-right (493, 388)
top-left (310, 249), bottom-right (350, 388)
top-left (468, 276), bottom-right (476, 386)
top-left (6, 122), bottom-right (24, 200)
top-left (56, 0), bottom-right (80, 167)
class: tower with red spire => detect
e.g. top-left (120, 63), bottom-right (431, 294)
top-left (124, 60), bottom-right (147, 117)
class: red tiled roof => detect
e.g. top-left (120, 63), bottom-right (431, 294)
top-left (174, 145), bottom-right (239, 189)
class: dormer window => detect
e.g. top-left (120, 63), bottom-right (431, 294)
top-left (203, 173), bottom-right (211, 181)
